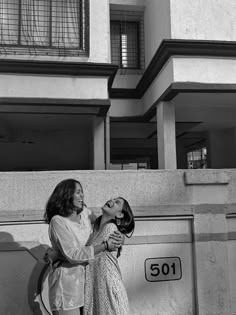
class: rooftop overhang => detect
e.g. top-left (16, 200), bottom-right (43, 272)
top-left (0, 59), bottom-right (118, 90)
top-left (0, 59), bottom-right (118, 116)
top-left (0, 97), bottom-right (111, 116)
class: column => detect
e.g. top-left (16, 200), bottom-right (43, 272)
top-left (92, 117), bottom-right (105, 170)
top-left (105, 113), bottom-right (110, 170)
top-left (157, 101), bottom-right (177, 169)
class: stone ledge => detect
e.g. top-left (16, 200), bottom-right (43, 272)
top-left (184, 170), bottom-right (230, 185)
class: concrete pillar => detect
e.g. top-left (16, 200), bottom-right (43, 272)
top-left (193, 212), bottom-right (231, 315)
top-left (156, 101), bottom-right (177, 169)
top-left (105, 113), bottom-right (110, 170)
top-left (92, 117), bottom-right (105, 170)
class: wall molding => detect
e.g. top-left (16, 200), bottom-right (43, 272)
top-left (0, 97), bottom-right (111, 116)
top-left (0, 59), bottom-right (118, 89)
top-left (1, 204), bottom-right (236, 223)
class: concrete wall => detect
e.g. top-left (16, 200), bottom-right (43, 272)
top-left (144, 0), bottom-right (171, 66)
top-left (170, 0), bottom-right (236, 41)
top-left (173, 57), bottom-right (236, 84)
top-left (143, 59), bottom-right (174, 113)
top-left (0, 75), bottom-right (108, 99)
top-left (1, 169), bottom-right (236, 314)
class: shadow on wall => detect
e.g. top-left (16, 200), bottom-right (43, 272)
top-left (0, 231), bottom-right (15, 242)
top-left (28, 244), bottom-right (52, 315)
top-left (0, 231), bottom-right (51, 315)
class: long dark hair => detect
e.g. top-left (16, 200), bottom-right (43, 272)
top-left (115, 197), bottom-right (135, 237)
top-left (44, 179), bottom-right (83, 224)
top-left (94, 197), bottom-right (135, 257)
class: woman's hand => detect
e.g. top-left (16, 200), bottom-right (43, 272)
top-left (106, 238), bottom-right (119, 252)
top-left (43, 248), bottom-right (60, 264)
top-left (109, 231), bottom-right (125, 246)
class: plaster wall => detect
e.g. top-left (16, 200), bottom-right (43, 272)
top-left (227, 217), bottom-right (236, 314)
top-left (226, 170), bottom-right (236, 204)
top-left (89, 0), bottom-right (110, 63)
top-left (173, 57), bottom-right (236, 84)
top-left (0, 169), bottom-right (230, 210)
top-left (143, 58), bottom-right (174, 113)
top-left (0, 169), bottom-right (234, 315)
top-left (0, 219), bottom-right (194, 315)
top-left (110, 0), bottom-right (146, 7)
top-left (0, 74), bottom-right (108, 99)
top-left (0, 170), bottom-right (191, 212)
top-left (112, 74), bottom-right (142, 89)
top-left (170, 0), bottom-right (236, 41)
top-left (110, 99), bottom-right (144, 117)
top-left (144, 0), bottom-right (171, 66)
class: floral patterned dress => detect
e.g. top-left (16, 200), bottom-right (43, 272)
top-left (84, 222), bottom-right (131, 315)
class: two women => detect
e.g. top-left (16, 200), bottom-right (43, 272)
top-left (44, 179), bottom-right (134, 315)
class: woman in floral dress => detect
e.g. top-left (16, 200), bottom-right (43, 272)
top-left (84, 197), bottom-right (135, 315)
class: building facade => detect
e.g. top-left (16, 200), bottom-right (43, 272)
top-left (1, 2), bottom-right (236, 314)
top-left (0, 0), bottom-right (235, 171)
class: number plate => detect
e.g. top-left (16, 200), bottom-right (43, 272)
top-left (145, 257), bottom-right (182, 282)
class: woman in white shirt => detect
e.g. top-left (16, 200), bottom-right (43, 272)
top-left (44, 179), bottom-right (122, 315)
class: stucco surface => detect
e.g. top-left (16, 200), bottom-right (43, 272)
top-left (173, 58), bottom-right (236, 84)
top-left (170, 0), bottom-right (236, 41)
top-left (0, 169), bottom-right (235, 315)
top-left (0, 169), bottom-right (232, 213)
top-left (144, 0), bottom-right (171, 66)
top-left (0, 170), bottom-right (189, 212)
top-left (0, 75), bottom-right (108, 99)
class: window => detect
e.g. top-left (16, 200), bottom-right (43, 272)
top-left (111, 21), bottom-right (140, 69)
top-left (0, 0), bottom-right (89, 56)
top-left (110, 10), bottom-right (144, 70)
top-left (187, 147), bottom-right (207, 169)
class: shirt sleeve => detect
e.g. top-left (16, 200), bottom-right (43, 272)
top-left (49, 216), bottom-right (94, 264)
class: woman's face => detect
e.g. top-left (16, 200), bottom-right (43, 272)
top-left (102, 198), bottom-right (124, 219)
top-left (73, 182), bottom-right (84, 209)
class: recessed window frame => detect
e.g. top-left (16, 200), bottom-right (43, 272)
top-left (111, 20), bottom-right (141, 70)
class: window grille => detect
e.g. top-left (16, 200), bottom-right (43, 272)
top-left (0, 0), bottom-right (89, 56)
top-left (110, 10), bottom-right (144, 70)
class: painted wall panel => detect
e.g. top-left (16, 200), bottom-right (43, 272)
top-left (0, 75), bottom-right (108, 99)
top-left (173, 58), bottom-right (236, 84)
top-left (144, 0), bottom-right (171, 66)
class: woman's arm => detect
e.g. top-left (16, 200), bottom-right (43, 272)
top-left (50, 216), bottom-right (117, 264)
top-left (44, 247), bottom-right (60, 264)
